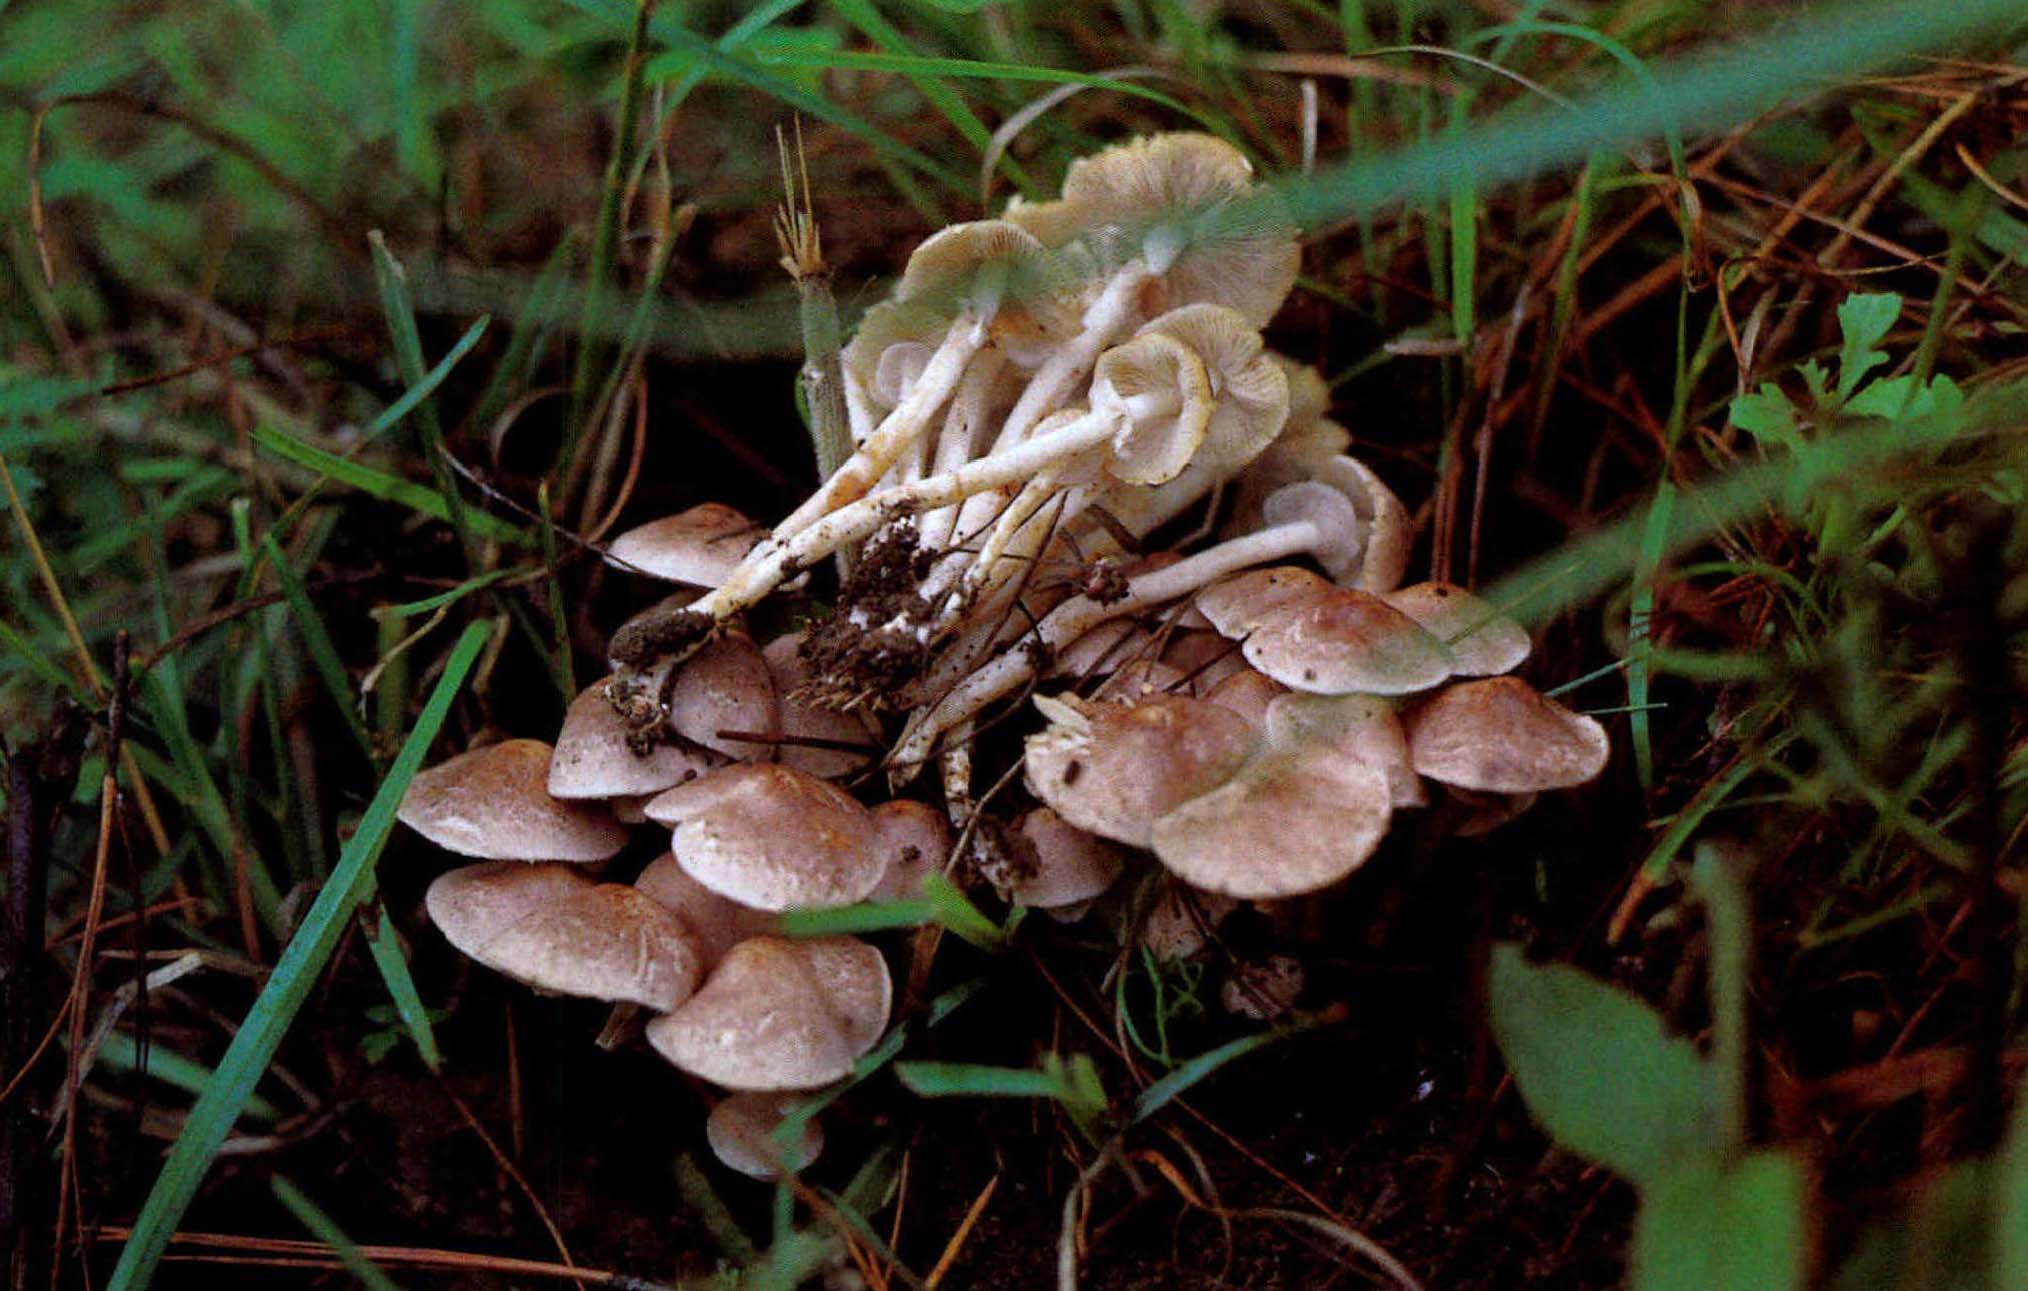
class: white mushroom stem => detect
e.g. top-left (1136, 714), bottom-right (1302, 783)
top-left (690, 409), bottom-right (1129, 620)
top-left (917, 351), bottom-right (1008, 553)
top-left (890, 514), bottom-right (1348, 777)
top-left (772, 319), bottom-right (985, 541)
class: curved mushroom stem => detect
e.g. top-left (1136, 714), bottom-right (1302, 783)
top-left (772, 319), bottom-right (984, 541)
top-left (689, 409), bottom-right (1126, 621)
top-left (888, 515), bottom-right (1339, 779)
top-left (917, 351), bottom-right (1008, 553)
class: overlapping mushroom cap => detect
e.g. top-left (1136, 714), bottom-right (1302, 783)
top-left (645, 764), bottom-right (886, 911)
top-left (1406, 676), bottom-right (1610, 793)
top-left (706, 1092), bottom-right (824, 1180)
top-left (1380, 582), bottom-right (1531, 677)
top-left (1023, 693), bottom-right (1258, 848)
top-left (646, 936), bottom-right (891, 1091)
top-left (426, 862), bottom-right (703, 1012)
top-left (398, 739), bottom-right (629, 862)
top-left (608, 502), bottom-right (765, 587)
top-left (548, 682), bottom-right (714, 800)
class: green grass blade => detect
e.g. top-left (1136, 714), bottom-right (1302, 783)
top-left (251, 425), bottom-right (530, 547)
top-left (271, 1177), bottom-right (406, 1291)
top-left (370, 231), bottom-right (474, 553)
top-left (260, 533), bottom-right (377, 767)
top-left (362, 315), bottom-right (491, 442)
top-left (1131, 1012), bottom-right (1328, 1124)
top-left (468, 228), bottom-right (580, 439)
top-left (748, 47), bottom-right (1205, 124)
top-left (92, 1032), bottom-right (283, 1123)
top-left (779, 898), bottom-right (932, 938)
top-left (895, 1061), bottom-right (1066, 1100)
top-left (108, 620), bottom-right (490, 1291)
top-left (360, 906), bottom-right (443, 1073)
top-left (372, 569), bottom-right (514, 618)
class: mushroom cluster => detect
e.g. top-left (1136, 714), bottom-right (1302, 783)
top-left (394, 131), bottom-right (1612, 1179)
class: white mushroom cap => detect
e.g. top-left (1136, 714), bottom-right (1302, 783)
top-left (1380, 582), bottom-right (1531, 677)
top-left (548, 682), bottom-right (716, 800)
top-left (667, 631), bottom-right (780, 761)
top-left (706, 1092), bottom-right (824, 1180)
top-left (399, 740), bottom-right (630, 862)
top-left (762, 633), bottom-right (876, 779)
top-left (634, 853), bottom-right (780, 968)
top-left (1265, 692), bottom-right (1423, 808)
top-left (1150, 745), bottom-right (1393, 899)
top-left (645, 764), bottom-right (884, 911)
top-left (866, 799), bottom-right (951, 901)
top-left (608, 503), bottom-right (764, 587)
top-left (1013, 808), bottom-right (1126, 909)
top-left (426, 862), bottom-right (703, 1012)
top-left (1023, 693), bottom-right (1258, 848)
top-left (1195, 566), bottom-right (1334, 639)
top-left (646, 936), bottom-right (892, 1091)
top-left (1406, 677), bottom-right (1610, 793)
top-left (1242, 587), bottom-right (1453, 696)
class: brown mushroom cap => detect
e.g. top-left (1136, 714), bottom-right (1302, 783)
top-left (706, 1092), bottom-right (824, 1180)
top-left (1200, 669), bottom-right (1283, 727)
top-left (426, 862), bottom-right (703, 1012)
top-left (1014, 808), bottom-right (1127, 909)
top-left (1265, 692), bottom-right (1423, 808)
top-left (867, 800), bottom-right (951, 902)
top-left (635, 853), bottom-right (780, 968)
top-left (646, 936), bottom-right (892, 1091)
top-left (1406, 677), bottom-right (1610, 793)
top-left (1195, 566), bottom-right (1334, 639)
top-left (668, 631), bottom-right (780, 760)
top-left (645, 764), bottom-right (884, 911)
top-left (1150, 746), bottom-right (1393, 899)
top-left (1139, 882), bottom-right (1239, 961)
top-left (399, 740), bottom-right (630, 862)
top-left (1380, 582), bottom-right (1531, 677)
top-left (608, 503), bottom-right (764, 587)
top-left (762, 633), bottom-right (876, 779)
top-left (1097, 658), bottom-right (1190, 704)
top-left (1024, 693), bottom-right (1258, 848)
top-left (1242, 587), bottom-right (1453, 696)
top-left (548, 682), bottom-right (716, 800)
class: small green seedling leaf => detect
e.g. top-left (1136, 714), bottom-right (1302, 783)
top-left (1633, 1150), bottom-right (1807, 1291)
top-left (1730, 384), bottom-right (1802, 451)
top-left (1487, 942), bottom-right (1716, 1186)
top-left (1834, 292), bottom-right (1900, 402)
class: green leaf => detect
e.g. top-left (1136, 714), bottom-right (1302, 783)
top-left (1835, 292), bottom-right (1901, 401)
top-left (1634, 1151), bottom-right (1807, 1291)
top-left (1730, 383), bottom-right (1802, 451)
top-left (108, 621), bottom-right (490, 1291)
top-left (252, 425), bottom-right (530, 547)
top-left (1487, 943), bottom-right (1716, 1185)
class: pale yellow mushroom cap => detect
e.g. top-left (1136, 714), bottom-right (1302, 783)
top-left (548, 682), bottom-right (715, 800)
top-left (1091, 332), bottom-right (1215, 487)
top-left (1150, 745), bottom-right (1393, 899)
top-left (1057, 133), bottom-right (1299, 328)
top-left (608, 503), bottom-right (765, 588)
top-left (1023, 693), bottom-right (1258, 848)
top-left (426, 862), bottom-right (703, 1012)
top-left (1137, 303), bottom-right (1291, 474)
top-left (706, 1092), bottom-right (824, 1180)
top-left (398, 740), bottom-right (629, 862)
top-left (1380, 582), bottom-right (1531, 677)
top-left (647, 936), bottom-right (891, 1091)
top-left (645, 764), bottom-right (884, 911)
top-left (1406, 676), bottom-right (1610, 793)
